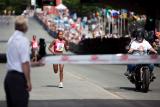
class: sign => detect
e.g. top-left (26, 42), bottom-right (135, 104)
top-left (31, 0), bottom-right (36, 5)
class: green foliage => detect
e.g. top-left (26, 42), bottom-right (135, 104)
top-left (63, 0), bottom-right (101, 16)
top-left (0, 0), bottom-right (30, 15)
top-left (63, 0), bottom-right (80, 11)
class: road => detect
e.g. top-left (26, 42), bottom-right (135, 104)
top-left (0, 16), bottom-right (160, 107)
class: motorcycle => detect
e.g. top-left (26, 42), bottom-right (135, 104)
top-left (128, 64), bottom-right (153, 93)
top-left (127, 50), bottom-right (155, 93)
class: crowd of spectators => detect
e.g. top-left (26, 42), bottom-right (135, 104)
top-left (34, 6), bottom-right (160, 54)
top-left (35, 8), bottom-right (106, 45)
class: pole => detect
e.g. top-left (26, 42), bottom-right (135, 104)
top-left (121, 16), bottom-right (123, 37)
top-left (124, 18), bottom-right (125, 37)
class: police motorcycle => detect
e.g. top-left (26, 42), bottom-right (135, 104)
top-left (127, 50), bottom-right (155, 93)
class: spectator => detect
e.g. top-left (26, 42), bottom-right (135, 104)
top-left (31, 35), bottom-right (39, 62)
top-left (38, 38), bottom-right (46, 60)
top-left (4, 16), bottom-right (44, 107)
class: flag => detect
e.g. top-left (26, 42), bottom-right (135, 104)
top-left (120, 9), bottom-right (128, 19)
top-left (105, 8), bottom-right (111, 18)
top-left (111, 10), bottom-right (119, 19)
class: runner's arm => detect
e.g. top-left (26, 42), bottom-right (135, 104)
top-left (48, 40), bottom-right (55, 54)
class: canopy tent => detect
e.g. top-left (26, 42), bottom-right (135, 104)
top-left (55, 4), bottom-right (67, 10)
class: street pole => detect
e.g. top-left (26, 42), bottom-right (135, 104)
top-left (117, 17), bottom-right (119, 37)
top-left (121, 16), bottom-right (122, 37)
top-left (124, 18), bottom-right (125, 36)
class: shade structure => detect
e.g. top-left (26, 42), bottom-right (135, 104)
top-left (55, 4), bottom-right (67, 10)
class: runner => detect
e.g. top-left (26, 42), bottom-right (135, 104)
top-left (48, 30), bottom-right (69, 88)
top-left (31, 35), bottom-right (39, 62)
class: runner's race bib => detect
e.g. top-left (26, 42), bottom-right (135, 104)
top-left (56, 43), bottom-right (64, 52)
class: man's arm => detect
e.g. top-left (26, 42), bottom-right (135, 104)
top-left (22, 61), bottom-right (32, 92)
top-left (149, 48), bottom-right (158, 54)
top-left (146, 40), bottom-right (158, 54)
top-left (128, 48), bottom-right (134, 54)
top-left (128, 41), bottom-right (137, 53)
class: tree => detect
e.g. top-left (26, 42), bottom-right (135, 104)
top-left (0, 0), bottom-right (30, 15)
top-left (62, 0), bottom-right (100, 16)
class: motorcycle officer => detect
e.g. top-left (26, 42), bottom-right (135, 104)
top-left (124, 29), bottom-right (157, 80)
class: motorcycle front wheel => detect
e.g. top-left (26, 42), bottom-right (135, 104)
top-left (141, 67), bottom-right (150, 93)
